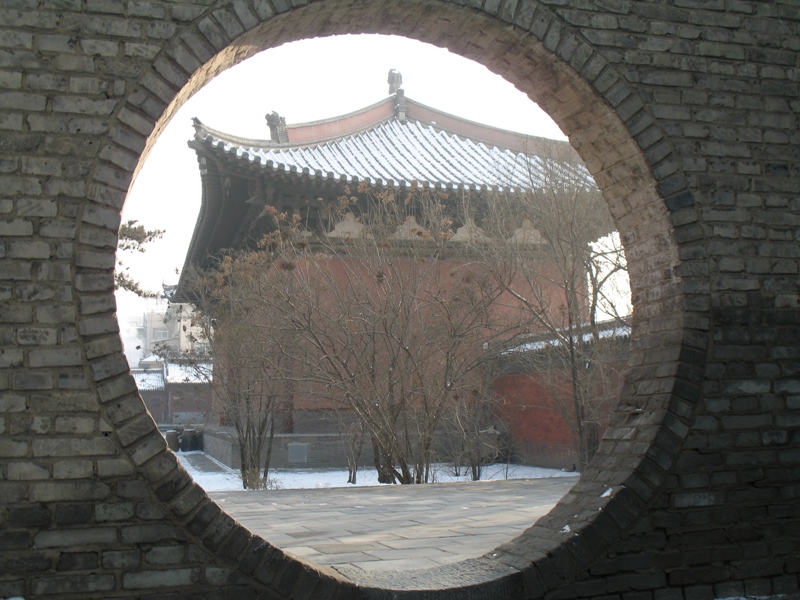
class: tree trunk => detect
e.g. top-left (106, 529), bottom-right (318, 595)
top-left (262, 413), bottom-right (275, 483)
top-left (372, 436), bottom-right (397, 484)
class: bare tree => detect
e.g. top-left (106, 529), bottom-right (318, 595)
top-left (339, 415), bottom-right (367, 484)
top-left (237, 190), bottom-right (531, 484)
top-left (176, 142), bottom-right (627, 483)
top-left (177, 249), bottom-right (295, 489)
top-left (444, 381), bottom-right (512, 481)
top-left (480, 140), bottom-right (630, 469)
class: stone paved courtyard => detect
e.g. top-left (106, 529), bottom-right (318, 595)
top-left (211, 476), bottom-right (578, 573)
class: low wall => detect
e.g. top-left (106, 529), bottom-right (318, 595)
top-left (202, 427), bottom-right (375, 470)
top-left (513, 440), bottom-right (577, 471)
top-left (201, 427), bottom-right (572, 472)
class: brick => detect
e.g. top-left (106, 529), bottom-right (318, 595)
top-left (139, 71), bottom-right (177, 106)
top-left (92, 162), bottom-right (132, 190)
top-left (32, 436), bottom-right (116, 457)
top-left (0, 393), bottom-right (26, 411)
top-left (96, 457), bottom-right (136, 478)
top-left (116, 412), bottom-right (158, 447)
top-left (95, 502), bottom-right (135, 522)
top-left (0, 91), bottom-right (47, 111)
top-left (53, 459), bottom-right (93, 479)
top-left (118, 106), bottom-right (155, 136)
top-left (16, 284), bottom-right (56, 302)
top-left (12, 370), bottom-right (53, 390)
top-left (34, 527), bottom-right (117, 548)
top-left (144, 545), bottom-right (185, 565)
top-left (50, 95), bottom-right (116, 116)
top-left (105, 394), bottom-right (146, 424)
top-left (28, 347), bottom-right (82, 368)
top-left (79, 38), bottom-right (119, 57)
top-left (35, 304), bottom-right (77, 324)
top-left (53, 503), bottom-right (93, 525)
top-left (165, 476), bottom-right (205, 516)
top-left (0, 349), bottom-right (24, 368)
top-left (197, 16), bottom-right (229, 51)
top-left (122, 568), bottom-right (198, 589)
top-left (133, 442), bottom-right (173, 480)
top-left (137, 501), bottom-right (168, 521)
top-left (102, 549), bottom-right (141, 569)
top-left (31, 573), bottom-right (115, 595)
top-left (0, 219), bottom-right (33, 236)
top-left (0, 262), bottom-right (32, 281)
top-left (78, 224), bottom-right (118, 248)
top-left (9, 505), bottom-right (51, 528)
top-left (90, 353), bottom-right (129, 381)
top-left (17, 199), bottom-right (58, 217)
top-left (57, 552), bottom-right (99, 571)
top-left (0, 112), bottom-right (23, 130)
top-left (145, 20), bottom-right (178, 40)
top-left (8, 461), bottom-right (49, 480)
top-left (84, 334), bottom-right (122, 359)
top-left (127, 431), bottom-right (168, 466)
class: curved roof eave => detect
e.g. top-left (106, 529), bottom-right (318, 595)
top-left (195, 121), bottom-right (550, 194)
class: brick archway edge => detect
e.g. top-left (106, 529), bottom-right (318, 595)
top-left (1, 2), bottom-right (798, 599)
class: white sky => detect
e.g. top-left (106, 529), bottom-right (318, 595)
top-left (117, 34), bottom-right (571, 364)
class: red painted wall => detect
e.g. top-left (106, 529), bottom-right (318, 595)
top-left (492, 372), bottom-right (576, 444)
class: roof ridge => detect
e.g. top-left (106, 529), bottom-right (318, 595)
top-left (191, 117), bottom-right (272, 148)
top-left (192, 94), bottom-right (569, 155)
top-left (196, 117), bottom-right (575, 192)
top-left (285, 95), bottom-right (395, 130)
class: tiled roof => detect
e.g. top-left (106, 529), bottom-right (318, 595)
top-left (165, 362), bottom-right (211, 385)
top-left (192, 117), bottom-right (579, 193)
top-left (503, 320), bottom-right (632, 355)
top-left (132, 369), bottom-right (165, 391)
top-left (132, 364), bottom-right (212, 387)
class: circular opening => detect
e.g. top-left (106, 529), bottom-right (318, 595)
top-left (109, 2), bottom-right (686, 595)
top-left (120, 33), bottom-right (630, 575)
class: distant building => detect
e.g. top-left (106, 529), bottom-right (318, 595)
top-left (133, 301), bottom-right (205, 362)
top-left (175, 74), bottom-right (614, 469)
top-left (164, 361), bottom-right (213, 425)
top-left (132, 359), bottom-right (213, 425)
top-left (141, 309), bottom-right (171, 354)
top-left (132, 366), bottom-right (167, 423)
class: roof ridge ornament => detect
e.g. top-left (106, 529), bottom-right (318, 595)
top-left (191, 116), bottom-right (207, 138)
top-left (266, 111), bottom-right (289, 143)
top-left (388, 69), bottom-right (407, 124)
top-left (387, 68), bottom-right (403, 94)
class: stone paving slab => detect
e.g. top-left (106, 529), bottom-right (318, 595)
top-left (211, 476), bottom-right (577, 572)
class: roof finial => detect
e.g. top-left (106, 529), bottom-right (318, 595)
top-left (388, 69), bottom-right (403, 95)
top-left (266, 111), bottom-right (288, 143)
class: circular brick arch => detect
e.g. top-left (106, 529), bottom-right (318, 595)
top-left (2, 1), bottom-right (798, 599)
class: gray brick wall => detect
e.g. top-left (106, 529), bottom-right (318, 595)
top-left (0, 1), bottom-right (798, 598)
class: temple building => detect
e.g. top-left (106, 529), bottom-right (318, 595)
top-left (176, 73), bottom-right (615, 470)
top-left (178, 76), bottom-right (589, 276)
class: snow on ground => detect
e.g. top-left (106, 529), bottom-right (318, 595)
top-left (176, 450), bottom-right (577, 492)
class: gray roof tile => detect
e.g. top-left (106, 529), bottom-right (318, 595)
top-left (194, 118), bottom-right (578, 193)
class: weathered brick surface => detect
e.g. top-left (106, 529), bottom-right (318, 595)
top-left (1, 1), bottom-right (799, 598)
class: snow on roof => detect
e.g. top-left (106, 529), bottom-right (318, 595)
top-left (193, 117), bottom-right (589, 194)
top-left (165, 362), bottom-right (212, 385)
top-left (132, 369), bottom-right (165, 391)
top-left (504, 322), bottom-right (632, 355)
